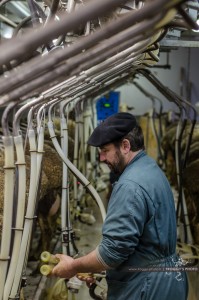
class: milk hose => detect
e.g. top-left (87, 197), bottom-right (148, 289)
top-left (60, 117), bottom-right (69, 247)
top-left (3, 132), bottom-right (26, 300)
top-left (47, 104), bottom-right (106, 222)
top-left (0, 103), bottom-right (16, 300)
top-left (60, 101), bottom-right (72, 255)
top-left (9, 125), bottom-right (37, 298)
top-left (0, 135), bottom-right (15, 300)
top-left (10, 104), bottom-right (45, 298)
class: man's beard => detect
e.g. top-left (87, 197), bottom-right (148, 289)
top-left (106, 149), bottom-right (126, 175)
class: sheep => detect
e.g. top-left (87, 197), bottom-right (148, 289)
top-left (161, 121), bottom-right (199, 245)
top-left (33, 142), bottom-right (63, 257)
top-left (0, 138), bottom-right (63, 256)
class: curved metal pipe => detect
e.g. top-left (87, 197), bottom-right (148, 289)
top-left (1, 102), bottom-right (17, 136)
top-left (13, 95), bottom-right (44, 136)
top-left (0, 14), bottom-right (162, 105)
top-left (0, 0), bottom-right (187, 99)
top-left (47, 98), bottom-right (107, 223)
top-left (0, 0), bottom-right (130, 66)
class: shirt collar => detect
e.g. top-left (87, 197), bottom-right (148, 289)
top-left (127, 149), bottom-right (146, 167)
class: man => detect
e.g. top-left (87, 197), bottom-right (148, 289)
top-left (52, 112), bottom-right (188, 300)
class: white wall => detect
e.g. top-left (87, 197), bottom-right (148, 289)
top-left (115, 47), bottom-right (199, 119)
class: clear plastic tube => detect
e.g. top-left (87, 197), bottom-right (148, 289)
top-left (40, 251), bottom-right (60, 277)
top-left (40, 264), bottom-right (54, 276)
top-left (41, 251), bottom-right (60, 264)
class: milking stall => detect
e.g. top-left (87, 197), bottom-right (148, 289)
top-left (0, 0), bottom-right (199, 299)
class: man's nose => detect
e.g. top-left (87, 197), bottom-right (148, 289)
top-left (99, 152), bottom-right (106, 162)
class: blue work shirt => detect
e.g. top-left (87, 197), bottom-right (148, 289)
top-left (97, 150), bottom-right (188, 300)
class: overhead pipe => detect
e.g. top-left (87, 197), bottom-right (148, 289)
top-left (45, 59), bottom-right (139, 107)
top-left (0, 14), bottom-right (163, 106)
top-left (0, 0), bottom-right (130, 66)
top-left (57, 69), bottom-right (138, 115)
top-left (0, 12), bottom-right (143, 93)
top-left (86, 55), bottom-right (142, 86)
top-left (0, 0), bottom-right (181, 97)
top-left (42, 43), bottom-right (146, 100)
top-left (51, 62), bottom-right (138, 104)
top-left (58, 57), bottom-right (138, 101)
top-left (2, 23), bottom-right (155, 102)
top-left (81, 39), bottom-right (150, 78)
top-left (3, 44), bottom-right (139, 119)
top-left (72, 53), bottom-right (142, 93)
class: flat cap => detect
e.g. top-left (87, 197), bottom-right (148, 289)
top-left (87, 112), bottom-right (137, 147)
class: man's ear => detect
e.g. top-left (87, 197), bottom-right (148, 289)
top-left (121, 139), bottom-right (131, 154)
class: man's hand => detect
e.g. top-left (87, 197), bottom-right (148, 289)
top-left (51, 249), bottom-right (105, 279)
top-left (51, 254), bottom-right (76, 279)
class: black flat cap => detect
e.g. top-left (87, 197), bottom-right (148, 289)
top-left (88, 112), bottom-right (137, 147)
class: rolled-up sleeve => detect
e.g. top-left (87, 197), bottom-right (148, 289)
top-left (97, 180), bottom-right (148, 268)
